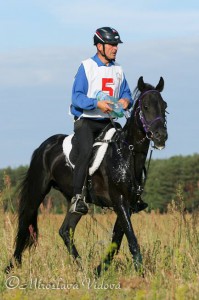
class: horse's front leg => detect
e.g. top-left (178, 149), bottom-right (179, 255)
top-left (114, 195), bottom-right (143, 274)
top-left (95, 216), bottom-right (125, 276)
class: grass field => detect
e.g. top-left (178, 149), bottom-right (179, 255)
top-left (1, 198), bottom-right (199, 300)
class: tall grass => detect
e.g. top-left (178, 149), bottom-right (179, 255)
top-left (0, 182), bottom-right (199, 299)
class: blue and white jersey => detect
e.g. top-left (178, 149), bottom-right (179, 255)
top-left (70, 54), bottom-right (133, 118)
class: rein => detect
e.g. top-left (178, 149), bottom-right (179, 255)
top-left (90, 89), bottom-right (166, 209)
top-left (97, 89), bottom-right (166, 196)
top-left (113, 89), bottom-right (165, 197)
top-left (107, 111), bottom-right (154, 198)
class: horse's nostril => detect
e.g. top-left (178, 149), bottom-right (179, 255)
top-left (154, 132), bottom-right (160, 139)
top-left (154, 129), bottom-right (168, 141)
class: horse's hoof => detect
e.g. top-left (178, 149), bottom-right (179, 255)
top-left (5, 257), bottom-right (22, 274)
top-left (4, 262), bottom-right (14, 274)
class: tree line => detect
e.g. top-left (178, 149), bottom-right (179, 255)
top-left (0, 153), bottom-right (199, 213)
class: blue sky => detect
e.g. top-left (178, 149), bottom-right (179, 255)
top-left (0, 0), bottom-right (199, 168)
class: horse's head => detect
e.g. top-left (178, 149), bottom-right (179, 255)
top-left (135, 76), bottom-right (168, 150)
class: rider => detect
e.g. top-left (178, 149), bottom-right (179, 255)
top-left (69, 27), bottom-right (146, 215)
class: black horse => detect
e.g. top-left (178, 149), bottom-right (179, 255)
top-left (5, 77), bottom-right (168, 275)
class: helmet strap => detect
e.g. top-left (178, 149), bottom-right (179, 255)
top-left (98, 44), bottom-right (114, 63)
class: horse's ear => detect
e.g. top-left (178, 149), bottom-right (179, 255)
top-left (138, 76), bottom-right (146, 92)
top-left (156, 77), bottom-right (164, 92)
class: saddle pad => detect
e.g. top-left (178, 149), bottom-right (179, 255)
top-left (62, 128), bottom-right (116, 176)
top-left (62, 134), bottom-right (75, 168)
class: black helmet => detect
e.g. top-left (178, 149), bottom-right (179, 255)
top-left (93, 27), bottom-right (123, 45)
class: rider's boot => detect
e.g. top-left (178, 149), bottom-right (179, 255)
top-left (69, 194), bottom-right (89, 215)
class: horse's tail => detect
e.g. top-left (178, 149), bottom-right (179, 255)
top-left (14, 143), bottom-right (51, 259)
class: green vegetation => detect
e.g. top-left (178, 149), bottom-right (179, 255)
top-left (1, 204), bottom-right (199, 299)
top-left (0, 153), bottom-right (199, 213)
top-left (144, 154), bottom-right (199, 212)
top-left (0, 155), bottom-right (199, 299)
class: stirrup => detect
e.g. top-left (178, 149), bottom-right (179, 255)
top-left (69, 194), bottom-right (89, 215)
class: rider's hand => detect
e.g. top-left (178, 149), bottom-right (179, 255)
top-left (118, 98), bottom-right (130, 110)
top-left (97, 100), bottom-right (113, 114)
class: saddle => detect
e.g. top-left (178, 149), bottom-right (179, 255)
top-left (62, 122), bottom-right (122, 176)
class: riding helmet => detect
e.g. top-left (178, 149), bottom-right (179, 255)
top-left (93, 27), bottom-right (123, 45)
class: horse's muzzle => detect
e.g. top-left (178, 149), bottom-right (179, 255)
top-left (152, 127), bottom-right (168, 150)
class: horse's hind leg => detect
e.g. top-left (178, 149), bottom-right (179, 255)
top-left (59, 210), bottom-right (82, 266)
top-left (95, 216), bottom-right (124, 276)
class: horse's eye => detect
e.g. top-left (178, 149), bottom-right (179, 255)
top-left (144, 105), bottom-right (148, 110)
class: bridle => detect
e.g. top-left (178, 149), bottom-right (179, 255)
top-left (135, 90), bottom-right (167, 139)
top-left (129, 89), bottom-right (167, 195)
top-left (100, 89), bottom-right (167, 196)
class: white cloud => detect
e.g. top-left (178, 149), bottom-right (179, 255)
top-left (0, 48), bottom-right (71, 88)
top-left (36, 1), bottom-right (199, 39)
top-left (1, 0), bottom-right (199, 167)
top-left (0, 37), bottom-right (199, 166)
top-left (0, 36), bottom-right (198, 93)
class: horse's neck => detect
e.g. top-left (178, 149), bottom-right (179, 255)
top-left (123, 109), bottom-right (150, 178)
top-left (123, 108), bottom-right (148, 151)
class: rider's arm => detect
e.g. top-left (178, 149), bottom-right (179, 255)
top-left (72, 64), bottom-right (97, 110)
top-left (119, 75), bottom-right (134, 109)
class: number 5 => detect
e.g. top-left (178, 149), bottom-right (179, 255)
top-left (102, 78), bottom-right (114, 96)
